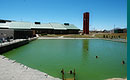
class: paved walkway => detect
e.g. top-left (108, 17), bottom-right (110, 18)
top-left (38, 37), bottom-right (99, 40)
top-left (38, 37), bottom-right (127, 43)
top-left (0, 55), bottom-right (60, 80)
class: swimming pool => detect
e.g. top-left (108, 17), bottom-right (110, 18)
top-left (3, 39), bottom-right (127, 80)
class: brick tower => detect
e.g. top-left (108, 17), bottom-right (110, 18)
top-left (83, 12), bottom-right (89, 34)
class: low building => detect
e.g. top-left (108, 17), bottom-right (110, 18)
top-left (110, 28), bottom-right (127, 33)
top-left (122, 28), bottom-right (127, 33)
top-left (0, 19), bottom-right (80, 39)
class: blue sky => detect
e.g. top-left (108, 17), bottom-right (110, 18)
top-left (0, 0), bottom-right (127, 30)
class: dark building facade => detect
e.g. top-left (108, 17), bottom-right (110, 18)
top-left (110, 28), bottom-right (127, 33)
top-left (14, 29), bottom-right (34, 39)
top-left (83, 12), bottom-right (89, 34)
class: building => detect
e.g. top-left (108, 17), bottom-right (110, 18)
top-left (0, 29), bottom-right (14, 39)
top-left (110, 28), bottom-right (127, 33)
top-left (83, 12), bottom-right (89, 34)
top-left (0, 19), bottom-right (80, 39)
top-left (122, 28), bottom-right (127, 33)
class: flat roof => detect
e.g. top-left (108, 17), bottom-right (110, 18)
top-left (0, 21), bottom-right (80, 30)
top-left (50, 23), bottom-right (67, 30)
top-left (63, 24), bottom-right (79, 30)
top-left (31, 23), bottom-right (53, 29)
top-left (9, 22), bottom-right (31, 29)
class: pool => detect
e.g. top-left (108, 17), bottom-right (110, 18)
top-left (3, 39), bottom-right (127, 80)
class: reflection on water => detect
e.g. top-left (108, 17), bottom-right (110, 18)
top-left (82, 39), bottom-right (89, 64)
top-left (82, 39), bottom-right (89, 53)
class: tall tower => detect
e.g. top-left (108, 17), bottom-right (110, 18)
top-left (83, 12), bottom-right (89, 34)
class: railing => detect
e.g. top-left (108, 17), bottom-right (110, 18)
top-left (61, 69), bottom-right (76, 80)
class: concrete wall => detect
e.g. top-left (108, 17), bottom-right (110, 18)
top-left (0, 40), bottom-right (29, 54)
top-left (0, 29), bottom-right (14, 39)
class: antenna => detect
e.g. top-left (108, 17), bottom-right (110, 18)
top-left (114, 24), bottom-right (115, 30)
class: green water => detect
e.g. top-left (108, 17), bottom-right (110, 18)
top-left (3, 39), bottom-right (127, 80)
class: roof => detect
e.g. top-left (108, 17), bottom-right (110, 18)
top-left (31, 23), bottom-right (53, 29)
top-left (63, 24), bottom-right (79, 30)
top-left (0, 22), bottom-right (11, 29)
top-left (50, 23), bottom-right (67, 30)
top-left (0, 19), bottom-right (13, 22)
top-left (0, 21), bottom-right (79, 30)
top-left (9, 22), bottom-right (31, 29)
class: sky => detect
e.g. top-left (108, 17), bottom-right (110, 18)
top-left (0, 0), bottom-right (127, 30)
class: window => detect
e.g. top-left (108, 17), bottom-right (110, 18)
top-left (35, 22), bottom-right (41, 24)
top-left (0, 20), bottom-right (6, 23)
top-left (64, 23), bottom-right (69, 26)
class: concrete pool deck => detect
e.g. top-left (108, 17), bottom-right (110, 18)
top-left (0, 37), bottom-right (37, 47)
top-left (0, 39), bottom-right (27, 47)
top-left (0, 55), bottom-right (60, 80)
top-left (38, 37), bottom-right (99, 40)
top-left (0, 37), bottom-right (38, 54)
top-left (38, 37), bottom-right (127, 43)
top-left (0, 55), bottom-right (126, 80)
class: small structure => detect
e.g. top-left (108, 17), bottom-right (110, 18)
top-left (110, 28), bottom-right (127, 33)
